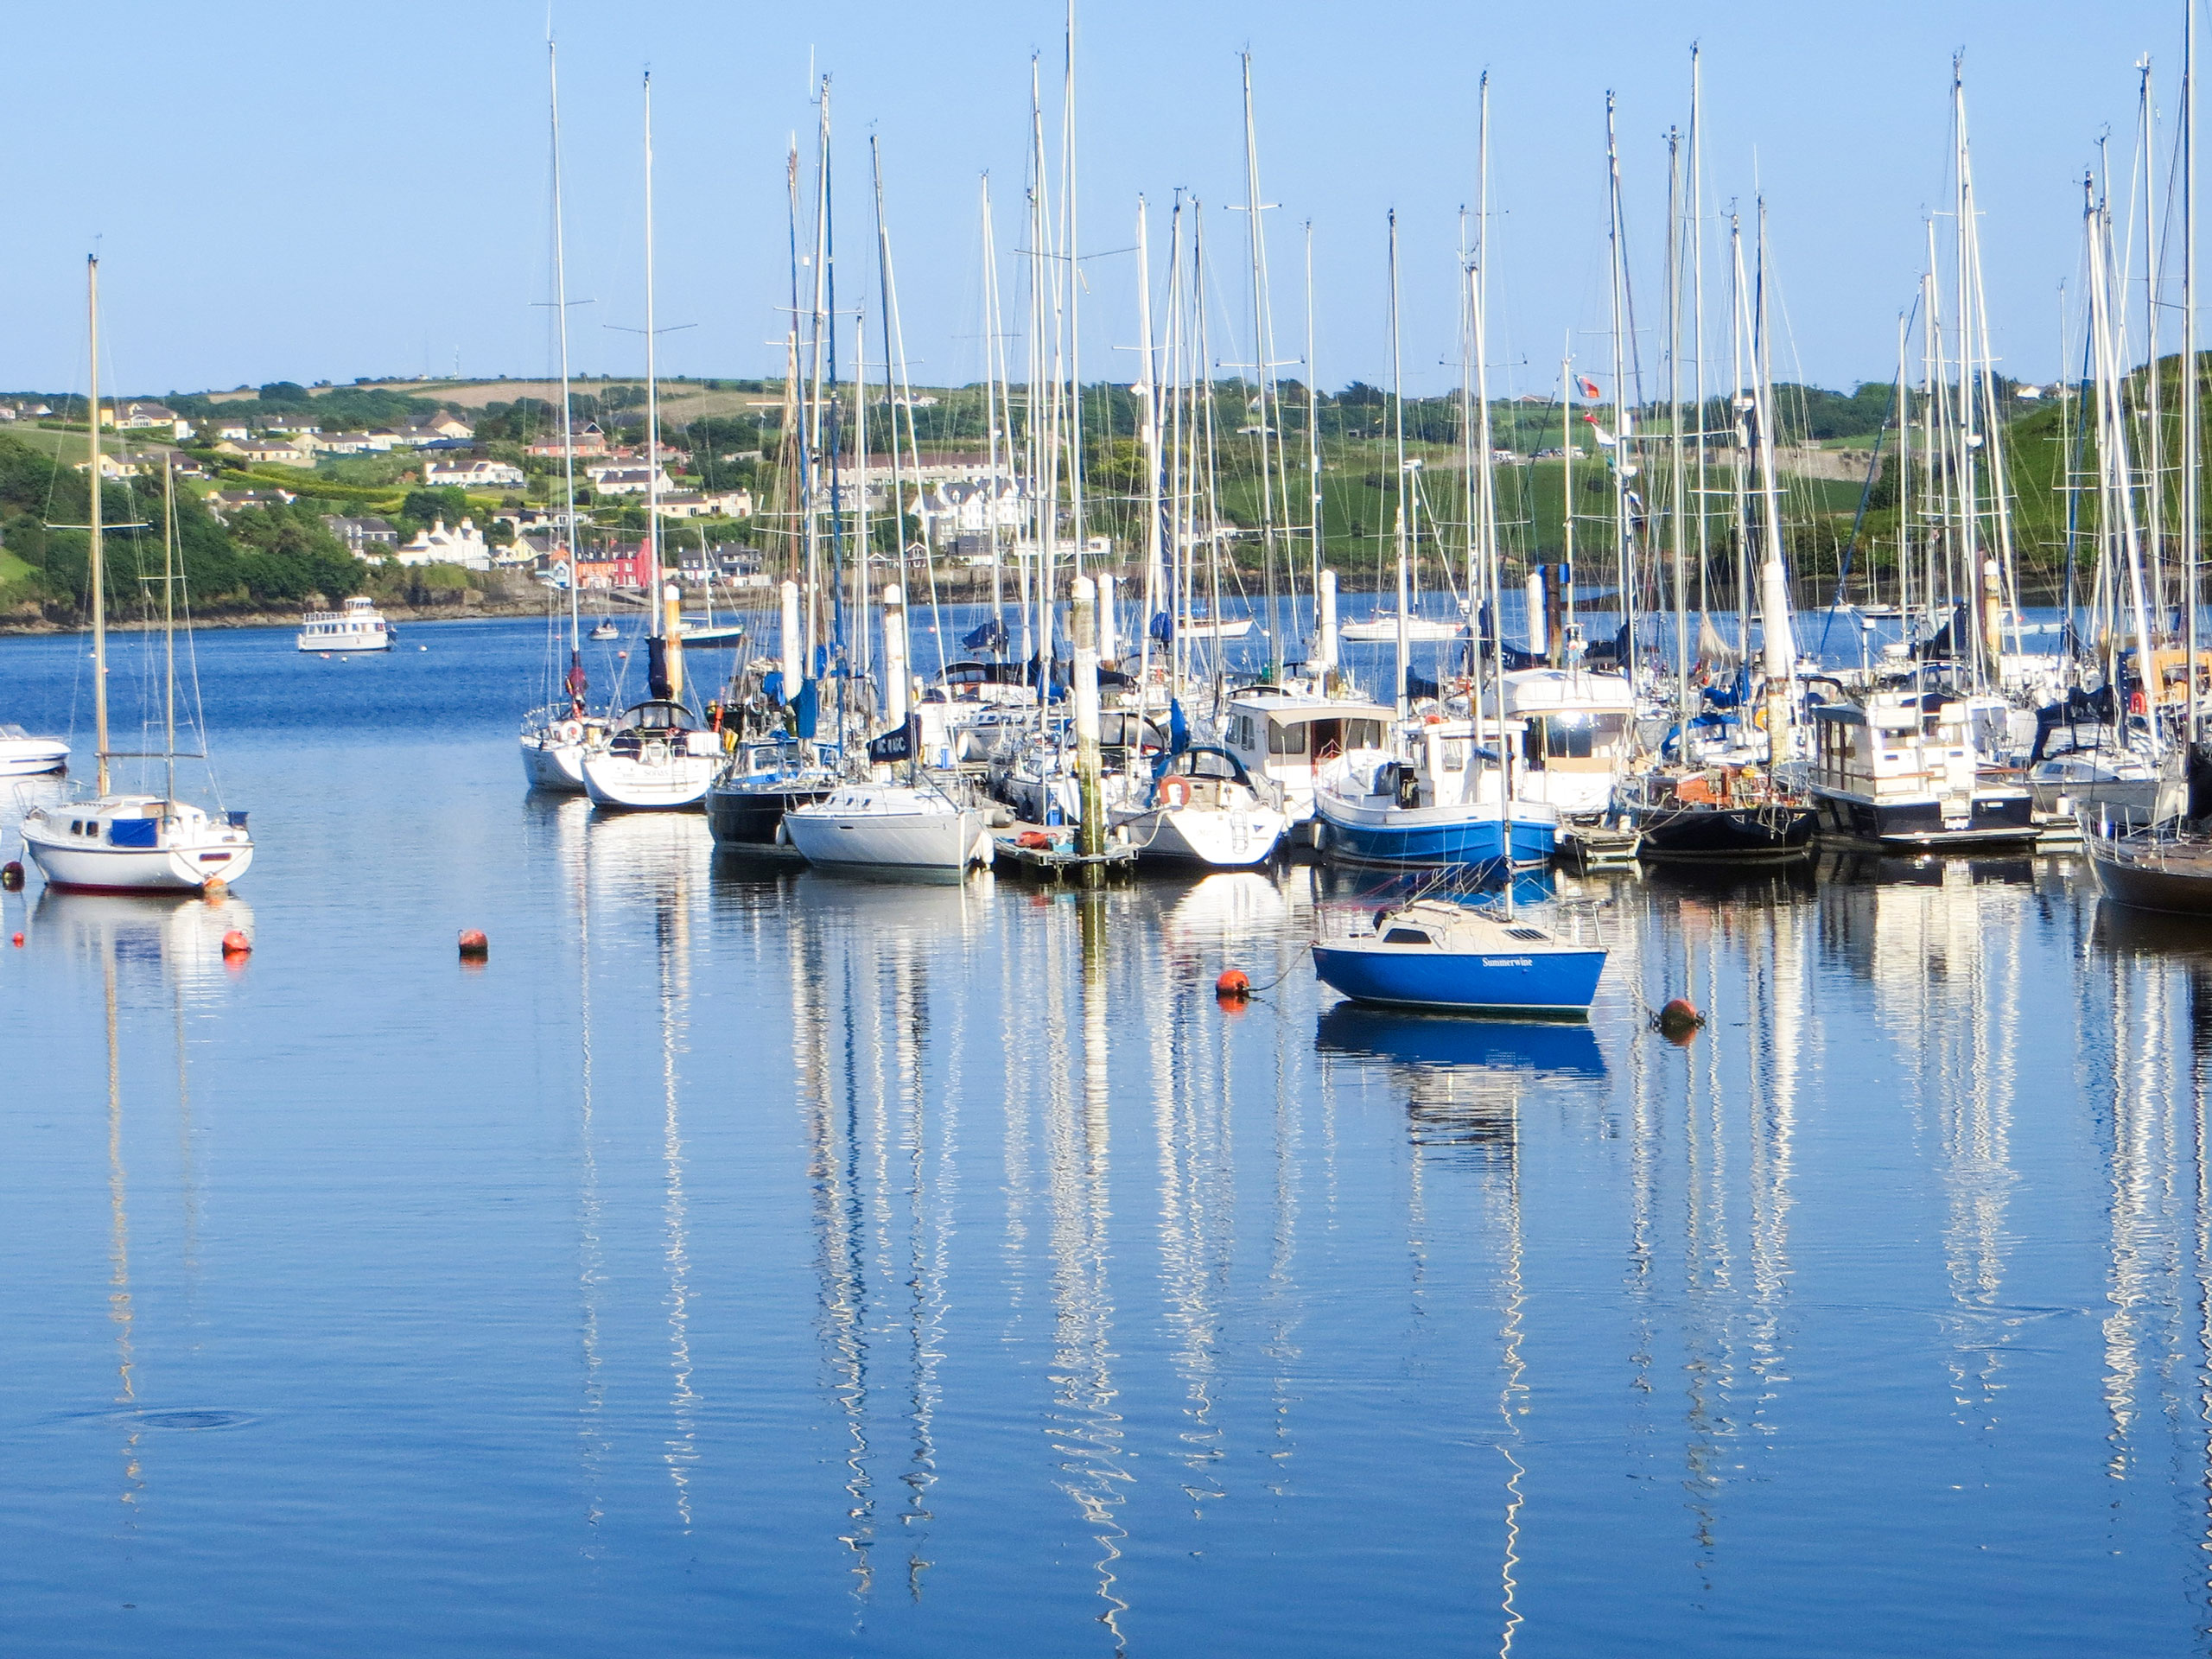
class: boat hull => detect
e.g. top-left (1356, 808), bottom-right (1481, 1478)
top-left (1630, 802), bottom-right (1818, 861)
top-left (1808, 785), bottom-right (2037, 849)
top-left (1116, 803), bottom-right (1287, 868)
top-left (0, 739), bottom-right (69, 777)
top-left (581, 752), bottom-right (715, 810)
top-left (520, 735), bottom-right (588, 791)
top-left (1313, 938), bottom-right (1605, 1016)
top-left (1313, 801), bottom-right (1555, 869)
top-left (706, 780), bottom-right (836, 857)
top-left (783, 807), bottom-right (992, 874)
top-left (2086, 836), bottom-right (2212, 916)
top-left (23, 832), bottom-right (254, 893)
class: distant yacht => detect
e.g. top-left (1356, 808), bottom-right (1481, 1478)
top-left (296, 595), bottom-right (392, 652)
top-left (0, 723), bottom-right (68, 777)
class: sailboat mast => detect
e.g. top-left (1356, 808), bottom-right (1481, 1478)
top-left (550, 41), bottom-right (582, 676)
top-left (1473, 73), bottom-right (1512, 905)
top-left (1135, 194), bottom-right (1161, 720)
top-left (2186, 0), bottom-right (2201, 751)
top-left (1667, 124), bottom-right (1691, 757)
top-left (1605, 92), bottom-right (1635, 685)
top-left (162, 459), bottom-right (176, 805)
top-left (2141, 59), bottom-right (2166, 618)
top-left (1062, 0), bottom-right (1084, 581)
top-left (1305, 222), bottom-right (1325, 622)
top-left (1389, 210), bottom-right (1411, 717)
top-left (87, 254), bottom-right (108, 798)
top-left (1560, 341), bottom-right (1575, 668)
top-left (642, 71), bottom-right (664, 639)
top-left (1689, 46), bottom-right (1711, 617)
top-left (1242, 52), bottom-right (1281, 677)
top-left (980, 175), bottom-right (1007, 645)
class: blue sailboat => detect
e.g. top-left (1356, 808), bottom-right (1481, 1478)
top-left (1312, 897), bottom-right (1606, 1017)
top-left (1311, 723), bottom-right (1555, 871)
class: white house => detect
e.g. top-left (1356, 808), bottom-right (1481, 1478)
top-left (423, 458), bottom-right (525, 491)
top-left (218, 437), bottom-right (316, 468)
top-left (926, 476), bottom-right (1027, 543)
top-left (104, 401), bottom-right (191, 439)
top-left (401, 414), bottom-right (475, 444)
top-left (587, 464), bottom-right (674, 497)
top-left (394, 517), bottom-right (491, 570)
top-left (652, 489), bottom-right (754, 520)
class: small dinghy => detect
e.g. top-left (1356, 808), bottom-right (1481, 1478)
top-left (1313, 894), bottom-right (1606, 1017)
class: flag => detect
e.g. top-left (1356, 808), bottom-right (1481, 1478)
top-left (1577, 375), bottom-right (1603, 400)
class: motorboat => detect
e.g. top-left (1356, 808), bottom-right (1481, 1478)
top-left (1219, 690), bottom-right (1394, 826)
top-left (783, 779), bottom-right (995, 875)
top-left (1338, 610), bottom-right (1462, 644)
top-left (1313, 895), bottom-right (1606, 1017)
top-left (1806, 690), bottom-right (2036, 849)
top-left (1311, 721), bottom-right (1556, 871)
top-left (705, 740), bottom-right (841, 858)
top-left (1109, 745), bottom-right (1287, 868)
top-left (1484, 666), bottom-right (1637, 820)
top-left (296, 594), bottom-right (393, 652)
top-left (1617, 765), bottom-right (1819, 861)
top-left (22, 796), bottom-right (254, 893)
top-left (589, 620), bottom-right (620, 641)
top-left (579, 699), bottom-right (719, 810)
top-left (0, 723), bottom-right (68, 777)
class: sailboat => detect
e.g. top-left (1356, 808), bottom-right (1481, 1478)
top-left (22, 258), bottom-right (255, 893)
top-left (521, 41), bottom-right (610, 793)
top-left (579, 73), bottom-right (717, 812)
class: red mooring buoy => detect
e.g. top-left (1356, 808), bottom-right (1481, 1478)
top-left (0, 860), bottom-right (22, 892)
top-left (1215, 969), bottom-right (1251, 1002)
top-left (458, 929), bottom-right (490, 961)
top-left (10, 932), bottom-right (22, 948)
top-left (220, 930), bottom-right (251, 957)
top-left (1656, 997), bottom-right (1705, 1040)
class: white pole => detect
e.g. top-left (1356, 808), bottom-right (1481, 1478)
top-left (1319, 567), bottom-right (1339, 672)
top-left (780, 578), bottom-right (803, 687)
top-left (1071, 575), bottom-right (1103, 858)
top-left (881, 582), bottom-right (910, 728)
top-left (1526, 570), bottom-right (1548, 658)
top-left (1098, 570), bottom-right (1118, 663)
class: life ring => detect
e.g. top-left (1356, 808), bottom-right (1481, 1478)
top-left (1751, 703), bottom-right (1768, 731)
top-left (1160, 776), bottom-right (1193, 809)
top-left (557, 720), bottom-right (583, 745)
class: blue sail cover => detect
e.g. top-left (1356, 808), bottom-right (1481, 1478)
top-left (109, 818), bottom-right (158, 849)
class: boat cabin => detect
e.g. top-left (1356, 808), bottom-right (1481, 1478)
top-left (1222, 690), bottom-right (1393, 821)
top-left (1483, 668), bottom-right (1635, 817)
top-left (1809, 695), bottom-right (1976, 806)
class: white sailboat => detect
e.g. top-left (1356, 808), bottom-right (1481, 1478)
top-left (783, 779), bottom-right (994, 875)
top-left (519, 40), bottom-right (603, 793)
top-left (578, 74), bottom-right (715, 812)
top-left (22, 258), bottom-right (256, 893)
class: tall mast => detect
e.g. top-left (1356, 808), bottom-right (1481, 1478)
top-left (1389, 210), bottom-right (1410, 717)
top-left (1241, 51), bottom-right (1281, 677)
top-left (642, 71), bottom-right (664, 642)
top-left (550, 41), bottom-right (582, 686)
top-left (1896, 309), bottom-right (1914, 630)
top-left (1135, 194), bottom-right (1162, 718)
top-left (1667, 124), bottom-right (1691, 758)
top-left (162, 458), bottom-right (176, 804)
top-left (88, 254), bottom-right (107, 798)
top-left (1605, 92), bottom-right (1636, 685)
top-left (1951, 56), bottom-right (1984, 686)
top-left (2141, 58), bottom-right (2166, 619)
top-left (1560, 340), bottom-right (1576, 668)
top-left (1030, 59), bottom-right (1054, 689)
top-left (980, 175), bottom-right (1008, 647)
top-left (2187, 0), bottom-right (2201, 753)
top-left (1305, 222), bottom-right (1325, 620)
top-left (1473, 72), bottom-right (1512, 906)
top-left (1062, 3), bottom-right (1085, 581)
top-left (1689, 46), bottom-right (1711, 619)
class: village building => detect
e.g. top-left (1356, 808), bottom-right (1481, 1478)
top-left (586, 463), bottom-right (675, 497)
top-left (102, 401), bottom-right (191, 438)
top-left (573, 539), bottom-right (648, 588)
top-left (400, 414), bottom-right (476, 445)
top-left (423, 457), bottom-right (525, 491)
top-left (525, 421), bottom-right (609, 459)
top-left (652, 488), bottom-right (754, 520)
top-left (321, 514), bottom-right (400, 556)
top-left (394, 517), bottom-right (491, 570)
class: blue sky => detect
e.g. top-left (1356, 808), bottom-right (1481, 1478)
top-left (3, 2), bottom-right (2194, 402)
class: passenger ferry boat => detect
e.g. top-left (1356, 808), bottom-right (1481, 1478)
top-left (296, 595), bottom-right (393, 652)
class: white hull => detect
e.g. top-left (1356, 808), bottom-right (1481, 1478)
top-left (1180, 617), bottom-right (1254, 640)
top-left (1339, 616), bottom-right (1462, 644)
top-left (581, 750), bottom-right (715, 810)
top-left (22, 798), bottom-right (254, 893)
top-left (521, 734), bottom-right (590, 791)
top-left (296, 628), bottom-right (391, 652)
top-left (785, 790), bottom-right (993, 874)
top-left (1114, 802), bottom-right (1287, 867)
top-left (0, 736), bottom-right (69, 776)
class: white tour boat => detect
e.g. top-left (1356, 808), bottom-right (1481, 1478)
top-left (296, 595), bottom-right (393, 652)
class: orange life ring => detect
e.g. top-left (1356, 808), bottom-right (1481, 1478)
top-left (1160, 776), bottom-right (1193, 808)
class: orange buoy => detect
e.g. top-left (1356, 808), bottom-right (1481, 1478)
top-left (0, 860), bottom-right (21, 891)
top-left (10, 932), bottom-right (22, 948)
top-left (1655, 997), bottom-right (1704, 1041)
top-left (1215, 969), bottom-right (1251, 1001)
top-left (220, 930), bottom-right (251, 957)
top-left (458, 929), bottom-right (490, 961)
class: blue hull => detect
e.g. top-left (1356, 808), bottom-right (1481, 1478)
top-left (1313, 942), bottom-right (1606, 1016)
top-left (1316, 810), bottom-right (1555, 869)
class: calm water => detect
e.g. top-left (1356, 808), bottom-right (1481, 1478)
top-left (3, 615), bottom-right (2208, 1656)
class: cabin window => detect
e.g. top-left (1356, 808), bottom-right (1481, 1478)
top-left (1382, 927), bottom-right (1431, 945)
top-left (1440, 739), bottom-right (1468, 772)
top-left (1540, 715), bottom-right (1596, 760)
top-left (1268, 721), bottom-right (1306, 756)
top-left (1347, 719), bottom-right (1382, 749)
